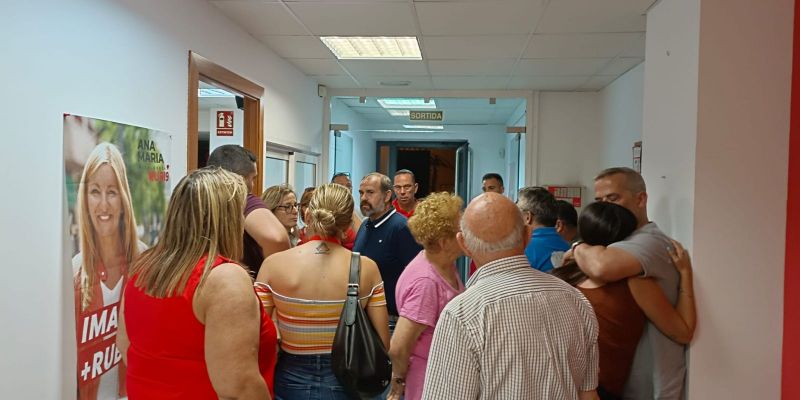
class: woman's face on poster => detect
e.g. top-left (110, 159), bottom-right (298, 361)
top-left (86, 164), bottom-right (123, 239)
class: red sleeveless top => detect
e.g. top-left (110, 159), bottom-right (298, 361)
top-left (124, 255), bottom-right (277, 398)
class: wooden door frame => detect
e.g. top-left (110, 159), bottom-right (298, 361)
top-left (187, 51), bottom-right (266, 194)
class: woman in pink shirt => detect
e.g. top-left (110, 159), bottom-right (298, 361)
top-left (388, 192), bottom-right (465, 400)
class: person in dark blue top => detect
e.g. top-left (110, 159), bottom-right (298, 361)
top-left (517, 187), bottom-right (570, 273)
top-left (353, 173), bottom-right (422, 319)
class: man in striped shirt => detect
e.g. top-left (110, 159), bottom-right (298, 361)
top-left (422, 193), bottom-right (600, 400)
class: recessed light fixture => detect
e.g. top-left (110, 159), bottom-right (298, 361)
top-left (379, 80), bottom-right (411, 87)
top-left (320, 36), bottom-right (422, 60)
top-left (387, 110), bottom-right (410, 117)
top-left (377, 98), bottom-right (437, 109)
top-left (403, 125), bottom-right (444, 130)
top-left (365, 129), bottom-right (438, 133)
top-left (198, 88), bottom-right (236, 97)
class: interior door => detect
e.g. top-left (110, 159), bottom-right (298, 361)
top-left (454, 142), bottom-right (471, 282)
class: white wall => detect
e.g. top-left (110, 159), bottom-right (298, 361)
top-left (368, 125), bottom-right (509, 200)
top-left (599, 63), bottom-right (644, 168)
top-left (0, 0), bottom-right (322, 396)
top-left (536, 92), bottom-right (602, 208)
top-left (330, 98), bottom-right (377, 183)
top-left (644, 0), bottom-right (792, 398)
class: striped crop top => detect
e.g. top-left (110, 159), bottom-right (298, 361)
top-left (254, 282), bottom-right (386, 355)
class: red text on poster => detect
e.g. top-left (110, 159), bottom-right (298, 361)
top-left (216, 111), bottom-right (234, 136)
top-left (76, 303), bottom-right (122, 385)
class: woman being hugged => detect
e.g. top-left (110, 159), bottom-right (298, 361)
top-left (256, 183), bottom-right (390, 400)
top-left (553, 202), bottom-right (696, 400)
top-left (118, 167), bottom-right (277, 399)
top-left (387, 192), bottom-right (465, 400)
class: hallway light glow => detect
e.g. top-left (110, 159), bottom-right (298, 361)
top-left (377, 98), bottom-right (437, 109)
top-left (320, 37), bottom-right (422, 60)
top-left (387, 110), bottom-right (411, 116)
top-left (403, 125), bottom-right (443, 130)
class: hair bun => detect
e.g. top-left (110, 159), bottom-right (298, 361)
top-left (310, 208), bottom-right (336, 232)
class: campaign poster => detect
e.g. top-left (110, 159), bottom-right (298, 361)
top-left (64, 115), bottom-right (171, 399)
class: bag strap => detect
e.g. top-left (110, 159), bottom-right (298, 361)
top-left (343, 252), bottom-right (361, 326)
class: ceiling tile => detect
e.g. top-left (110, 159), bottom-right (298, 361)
top-left (428, 59), bottom-right (517, 76)
top-left (507, 75), bottom-right (590, 90)
top-left (287, 59), bottom-right (344, 76)
top-left (287, 3), bottom-right (417, 36)
top-left (339, 60), bottom-right (429, 76)
top-left (579, 75), bottom-right (618, 91)
top-left (311, 75), bottom-right (358, 88)
top-left (599, 57), bottom-right (643, 76)
top-left (536, 0), bottom-right (650, 33)
top-left (259, 36), bottom-right (334, 59)
top-left (424, 35), bottom-right (529, 59)
top-left (525, 33), bottom-right (642, 58)
top-left (210, 1), bottom-right (307, 36)
top-left (416, 1), bottom-right (546, 35)
top-left (514, 58), bottom-right (611, 76)
top-left (432, 76), bottom-right (511, 90)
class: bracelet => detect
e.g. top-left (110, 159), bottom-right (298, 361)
top-left (393, 376), bottom-right (406, 386)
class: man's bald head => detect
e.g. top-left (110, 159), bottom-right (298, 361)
top-left (458, 193), bottom-right (526, 265)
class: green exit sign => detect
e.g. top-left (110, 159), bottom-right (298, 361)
top-left (409, 110), bottom-right (443, 121)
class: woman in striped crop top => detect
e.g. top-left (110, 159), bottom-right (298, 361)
top-left (255, 183), bottom-right (390, 400)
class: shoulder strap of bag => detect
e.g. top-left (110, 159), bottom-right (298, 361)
top-left (344, 252), bottom-right (361, 326)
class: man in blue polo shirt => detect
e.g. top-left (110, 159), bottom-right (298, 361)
top-left (517, 186), bottom-right (570, 272)
top-left (353, 172), bottom-right (422, 322)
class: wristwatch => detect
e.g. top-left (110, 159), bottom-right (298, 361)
top-left (393, 376), bottom-right (406, 386)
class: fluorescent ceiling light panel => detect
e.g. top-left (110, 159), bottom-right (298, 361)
top-left (403, 125), bottom-right (444, 130)
top-left (387, 110), bottom-right (410, 117)
top-left (198, 88), bottom-right (236, 97)
top-left (377, 98), bottom-right (437, 109)
top-left (366, 129), bottom-right (438, 133)
top-left (321, 36), bottom-right (422, 60)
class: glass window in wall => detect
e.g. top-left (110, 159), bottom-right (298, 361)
top-left (264, 155), bottom-right (289, 189)
top-left (295, 161), bottom-right (316, 194)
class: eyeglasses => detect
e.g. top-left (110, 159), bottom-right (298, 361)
top-left (275, 203), bottom-right (299, 212)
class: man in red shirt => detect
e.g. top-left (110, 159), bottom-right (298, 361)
top-left (392, 169), bottom-right (418, 218)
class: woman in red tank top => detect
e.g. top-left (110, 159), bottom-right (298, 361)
top-left (552, 202), bottom-right (696, 400)
top-left (117, 167), bottom-right (277, 399)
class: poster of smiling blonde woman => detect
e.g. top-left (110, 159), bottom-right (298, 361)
top-left (64, 114), bottom-right (171, 399)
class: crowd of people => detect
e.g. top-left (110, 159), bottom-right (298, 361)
top-left (110, 144), bottom-right (696, 400)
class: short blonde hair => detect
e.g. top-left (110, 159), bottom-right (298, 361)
top-left (408, 192), bottom-right (463, 249)
top-left (261, 184), bottom-right (295, 211)
top-left (307, 183), bottom-right (353, 238)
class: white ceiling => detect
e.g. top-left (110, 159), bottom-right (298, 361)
top-left (336, 96), bottom-right (525, 126)
top-left (210, 0), bottom-right (652, 91)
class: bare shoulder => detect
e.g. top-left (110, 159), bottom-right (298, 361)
top-left (359, 255), bottom-right (382, 282)
top-left (204, 263), bottom-right (254, 295)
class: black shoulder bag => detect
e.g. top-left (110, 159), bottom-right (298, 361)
top-left (331, 252), bottom-right (392, 399)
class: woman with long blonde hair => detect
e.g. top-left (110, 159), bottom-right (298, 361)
top-left (118, 167), bottom-right (278, 399)
top-left (72, 142), bottom-right (139, 399)
top-left (255, 183), bottom-right (390, 400)
top-left (261, 184), bottom-right (299, 247)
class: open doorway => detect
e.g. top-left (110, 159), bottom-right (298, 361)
top-left (188, 52), bottom-right (265, 194)
top-left (377, 140), bottom-right (469, 202)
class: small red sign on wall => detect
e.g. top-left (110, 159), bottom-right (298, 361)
top-left (216, 111), bottom-right (234, 136)
top-left (547, 186), bottom-right (583, 208)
